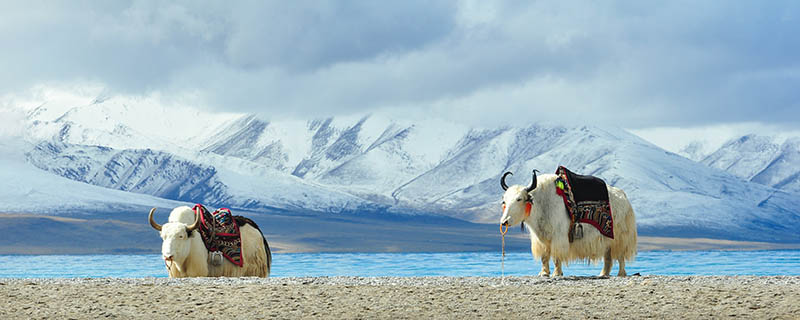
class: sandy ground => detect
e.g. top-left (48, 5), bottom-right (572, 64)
top-left (1, 276), bottom-right (798, 319)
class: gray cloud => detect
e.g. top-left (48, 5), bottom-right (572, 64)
top-left (2, 1), bottom-right (799, 129)
top-left (223, 1), bottom-right (457, 70)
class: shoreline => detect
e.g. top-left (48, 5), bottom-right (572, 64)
top-left (3, 213), bottom-right (800, 255)
top-left (1, 276), bottom-right (798, 319)
top-left (2, 236), bottom-right (799, 255)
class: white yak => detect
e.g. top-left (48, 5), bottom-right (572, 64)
top-left (500, 170), bottom-right (637, 277)
top-left (149, 206), bottom-right (271, 277)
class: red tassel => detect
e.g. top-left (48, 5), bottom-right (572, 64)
top-left (525, 202), bottom-right (531, 217)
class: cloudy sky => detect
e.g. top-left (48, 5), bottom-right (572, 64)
top-left (2, 1), bottom-right (800, 149)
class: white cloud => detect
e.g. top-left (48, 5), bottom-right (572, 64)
top-left (1, 1), bottom-right (799, 129)
top-left (0, 108), bottom-right (25, 139)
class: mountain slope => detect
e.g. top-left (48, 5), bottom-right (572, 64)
top-left (702, 135), bottom-right (800, 194)
top-left (5, 95), bottom-right (800, 243)
top-left (26, 141), bottom-right (231, 206)
top-left (0, 139), bottom-right (183, 215)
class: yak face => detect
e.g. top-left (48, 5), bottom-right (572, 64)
top-left (159, 223), bottom-right (195, 266)
top-left (500, 185), bottom-right (532, 227)
top-left (499, 170), bottom-right (538, 227)
top-left (148, 207), bottom-right (200, 270)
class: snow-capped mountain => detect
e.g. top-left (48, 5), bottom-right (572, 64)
top-left (700, 134), bottom-right (800, 194)
top-left (0, 139), bottom-right (184, 215)
top-left (5, 94), bottom-right (800, 242)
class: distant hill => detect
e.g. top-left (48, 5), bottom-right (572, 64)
top-left (699, 134), bottom-right (800, 194)
top-left (2, 94), bottom-right (799, 246)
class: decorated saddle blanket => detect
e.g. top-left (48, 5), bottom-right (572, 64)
top-left (554, 166), bottom-right (614, 241)
top-left (193, 204), bottom-right (244, 267)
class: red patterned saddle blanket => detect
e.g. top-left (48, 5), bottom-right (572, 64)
top-left (193, 204), bottom-right (244, 267)
top-left (554, 166), bottom-right (614, 242)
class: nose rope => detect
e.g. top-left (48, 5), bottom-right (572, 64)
top-left (500, 224), bottom-right (508, 281)
top-left (164, 259), bottom-right (173, 272)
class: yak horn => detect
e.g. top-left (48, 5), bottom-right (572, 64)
top-left (500, 172), bottom-right (513, 191)
top-left (148, 208), bottom-right (162, 231)
top-left (525, 170), bottom-right (539, 192)
top-left (186, 208), bottom-right (201, 232)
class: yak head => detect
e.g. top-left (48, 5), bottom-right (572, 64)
top-left (148, 207), bottom-right (201, 268)
top-left (499, 170), bottom-right (538, 228)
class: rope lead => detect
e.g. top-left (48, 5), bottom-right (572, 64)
top-left (500, 224), bottom-right (508, 280)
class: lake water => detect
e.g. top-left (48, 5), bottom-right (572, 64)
top-left (1, 250), bottom-right (798, 278)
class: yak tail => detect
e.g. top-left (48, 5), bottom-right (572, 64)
top-left (262, 235), bottom-right (272, 271)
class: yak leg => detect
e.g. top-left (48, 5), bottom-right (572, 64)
top-left (553, 259), bottom-right (563, 276)
top-left (600, 249), bottom-right (612, 277)
top-left (538, 255), bottom-right (551, 277)
top-left (617, 258), bottom-right (627, 277)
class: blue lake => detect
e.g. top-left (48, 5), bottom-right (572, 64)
top-left (1, 250), bottom-right (798, 278)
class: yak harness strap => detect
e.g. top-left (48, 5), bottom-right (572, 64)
top-left (194, 204), bottom-right (245, 267)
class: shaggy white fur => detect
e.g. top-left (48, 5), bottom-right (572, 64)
top-left (500, 173), bottom-right (637, 277)
top-left (154, 206), bottom-right (271, 278)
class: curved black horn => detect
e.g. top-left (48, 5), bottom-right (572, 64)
top-left (500, 172), bottom-right (513, 191)
top-left (525, 169), bottom-right (539, 192)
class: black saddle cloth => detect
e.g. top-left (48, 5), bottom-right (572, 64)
top-left (561, 167), bottom-right (610, 203)
top-left (554, 166), bottom-right (614, 240)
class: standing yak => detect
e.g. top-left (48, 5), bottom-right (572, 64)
top-left (499, 168), bottom-right (637, 277)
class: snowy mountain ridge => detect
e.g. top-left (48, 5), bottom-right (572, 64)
top-left (4, 93), bottom-right (800, 242)
top-left (675, 134), bottom-right (800, 194)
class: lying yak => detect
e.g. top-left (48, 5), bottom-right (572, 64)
top-left (149, 205), bottom-right (271, 277)
top-left (500, 168), bottom-right (637, 277)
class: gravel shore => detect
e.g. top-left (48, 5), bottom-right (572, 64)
top-left (2, 276), bottom-right (798, 319)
